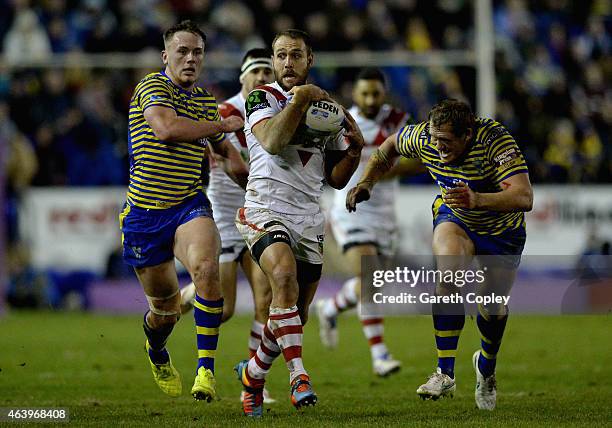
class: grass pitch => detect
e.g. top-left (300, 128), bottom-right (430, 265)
top-left (1, 311), bottom-right (610, 427)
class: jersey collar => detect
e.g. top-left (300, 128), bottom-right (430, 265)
top-left (272, 81), bottom-right (290, 96)
top-left (160, 69), bottom-right (198, 95)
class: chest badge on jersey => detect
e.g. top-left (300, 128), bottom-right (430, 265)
top-left (438, 179), bottom-right (466, 191)
top-left (297, 150), bottom-right (314, 166)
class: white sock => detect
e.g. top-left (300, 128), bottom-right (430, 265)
top-left (359, 312), bottom-right (389, 360)
top-left (325, 277), bottom-right (359, 318)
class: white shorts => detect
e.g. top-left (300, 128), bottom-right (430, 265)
top-left (235, 207), bottom-right (325, 264)
top-left (330, 211), bottom-right (397, 257)
top-left (218, 233), bottom-right (247, 264)
top-left (211, 200), bottom-right (247, 264)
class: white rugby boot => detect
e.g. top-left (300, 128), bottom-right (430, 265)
top-left (473, 350), bottom-right (497, 410)
top-left (416, 368), bottom-right (456, 400)
top-left (373, 355), bottom-right (401, 377)
top-left (316, 299), bottom-right (338, 348)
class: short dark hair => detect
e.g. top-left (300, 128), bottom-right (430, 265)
top-left (428, 99), bottom-right (475, 137)
top-left (242, 47), bottom-right (272, 66)
top-left (356, 67), bottom-right (386, 86)
top-left (272, 29), bottom-right (312, 55)
top-left (163, 20), bottom-right (207, 46)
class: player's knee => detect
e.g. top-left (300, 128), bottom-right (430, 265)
top-left (264, 263), bottom-right (298, 305)
top-left (270, 266), bottom-right (297, 289)
top-left (191, 258), bottom-right (219, 288)
top-left (435, 242), bottom-right (470, 258)
top-left (146, 289), bottom-right (181, 327)
top-left (433, 232), bottom-right (473, 259)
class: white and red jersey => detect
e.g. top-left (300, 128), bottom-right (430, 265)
top-left (206, 93), bottom-right (249, 244)
top-left (331, 104), bottom-right (409, 222)
top-left (206, 93), bottom-right (249, 205)
top-left (244, 81), bottom-right (345, 215)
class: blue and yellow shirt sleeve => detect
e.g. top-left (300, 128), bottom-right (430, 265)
top-left (484, 123), bottom-right (529, 184)
top-left (396, 122), bottom-right (426, 159)
top-left (134, 76), bottom-right (175, 112)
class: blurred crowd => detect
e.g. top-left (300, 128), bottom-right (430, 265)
top-left (1, 0), bottom-right (610, 188)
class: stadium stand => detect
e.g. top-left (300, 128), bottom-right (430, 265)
top-left (1, 0), bottom-right (609, 188)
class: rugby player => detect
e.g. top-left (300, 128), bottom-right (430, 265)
top-left (346, 99), bottom-right (533, 410)
top-left (179, 48), bottom-right (277, 403)
top-left (233, 29), bottom-right (365, 417)
top-left (120, 20), bottom-right (247, 402)
top-left (317, 67), bottom-right (418, 377)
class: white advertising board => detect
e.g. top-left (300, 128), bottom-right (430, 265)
top-left (19, 185), bottom-right (612, 273)
top-left (324, 185), bottom-right (612, 257)
top-left (20, 187), bottom-right (126, 274)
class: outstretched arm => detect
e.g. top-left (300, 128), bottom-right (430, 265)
top-left (381, 157), bottom-right (427, 180)
top-left (345, 133), bottom-right (401, 212)
top-left (144, 105), bottom-right (243, 142)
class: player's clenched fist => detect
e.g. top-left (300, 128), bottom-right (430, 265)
top-left (341, 107), bottom-right (365, 151)
top-left (221, 115), bottom-right (244, 133)
top-left (442, 181), bottom-right (479, 209)
top-left (345, 181), bottom-right (372, 212)
top-left (289, 84), bottom-right (329, 105)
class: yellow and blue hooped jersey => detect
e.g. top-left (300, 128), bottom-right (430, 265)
top-left (127, 70), bottom-right (225, 209)
top-left (397, 118), bottom-right (529, 235)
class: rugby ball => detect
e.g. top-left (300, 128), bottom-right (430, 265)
top-left (304, 100), bottom-right (345, 134)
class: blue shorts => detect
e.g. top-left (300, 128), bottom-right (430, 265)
top-left (432, 197), bottom-right (525, 266)
top-left (119, 192), bottom-right (213, 268)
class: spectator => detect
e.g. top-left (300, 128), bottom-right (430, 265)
top-left (543, 119), bottom-right (577, 182)
top-left (405, 17), bottom-right (432, 52)
top-left (304, 12), bottom-right (333, 51)
top-left (3, 8), bottom-right (52, 63)
top-left (209, 1), bottom-right (264, 52)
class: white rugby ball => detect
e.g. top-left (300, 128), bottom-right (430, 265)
top-left (304, 100), bottom-right (345, 133)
